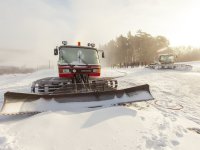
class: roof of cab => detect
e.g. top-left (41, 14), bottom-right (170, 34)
top-left (59, 45), bottom-right (97, 50)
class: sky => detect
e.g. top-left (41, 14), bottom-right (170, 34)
top-left (0, 0), bottom-right (200, 67)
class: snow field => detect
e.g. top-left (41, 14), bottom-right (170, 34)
top-left (0, 61), bottom-right (200, 150)
top-left (0, 106), bottom-right (200, 150)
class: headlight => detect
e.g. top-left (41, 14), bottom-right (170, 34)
top-left (63, 69), bottom-right (70, 73)
top-left (93, 69), bottom-right (100, 73)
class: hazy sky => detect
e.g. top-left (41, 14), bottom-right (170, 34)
top-left (0, 0), bottom-right (200, 67)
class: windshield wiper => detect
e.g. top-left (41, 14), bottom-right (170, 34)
top-left (78, 55), bottom-right (88, 66)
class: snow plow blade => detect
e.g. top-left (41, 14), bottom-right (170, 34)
top-left (1, 84), bottom-right (153, 115)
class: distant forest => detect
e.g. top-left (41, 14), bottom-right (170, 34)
top-left (101, 30), bottom-right (200, 66)
top-left (0, 66), bottom-right (35, 75)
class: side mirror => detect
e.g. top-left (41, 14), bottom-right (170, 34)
top-left (102, 52), bottom-right (105, 58)
top-left (54, 48), bottom-right (58, 55)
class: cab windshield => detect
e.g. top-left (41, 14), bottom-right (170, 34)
top-left (59, 47), bottom-right (100, 65)
top-left (159, 55), bottom-right (175, 63)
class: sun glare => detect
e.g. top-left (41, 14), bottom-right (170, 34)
top-left (168, 3), bottom-right (200, 47)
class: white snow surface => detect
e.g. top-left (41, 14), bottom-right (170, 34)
top-left (0, 61), bottom-right (200, 150)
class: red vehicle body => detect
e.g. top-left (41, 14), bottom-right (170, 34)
top-left (58, 65), bottom-right (101, 78)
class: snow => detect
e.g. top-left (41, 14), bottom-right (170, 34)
top-left (0, 62), bottom-right (200, 150)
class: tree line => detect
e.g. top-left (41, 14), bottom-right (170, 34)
top-left (101, 30), bottom-right (200, 67)
top-left (174, 46), bottom-right (200, 62)
top-left (0, 66), bottom-right (35, 75)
